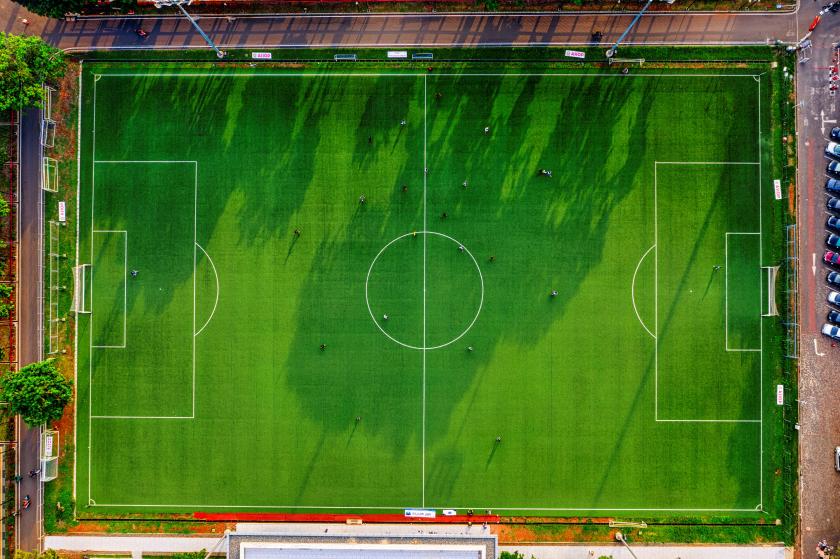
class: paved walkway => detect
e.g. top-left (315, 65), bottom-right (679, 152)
top-left (45, 534), bottom-right (226, 559)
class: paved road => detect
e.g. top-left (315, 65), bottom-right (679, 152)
top-left (17, 108), bottom-right (44, 554)
top-left (2, 0), bottom-right (835, 557)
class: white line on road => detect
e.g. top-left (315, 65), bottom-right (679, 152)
top-left (813, 252), bottom-right (817, 276)
top-left (815, 338), bottom-right (826, 356)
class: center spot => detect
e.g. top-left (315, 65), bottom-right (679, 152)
top-left (365, 231), bottom-right (484, 350)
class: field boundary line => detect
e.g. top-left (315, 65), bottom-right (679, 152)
top-left (194, 242), bottom-right (219, 337)
top-left (654, 161), bottom-right (763, 425)
top-left (757, 74), bottom-right (764, 511)
top-left (90, 230), bottom-right (127, 349)
top-left (73, 60), bottom-right (83, 505)
top-left (725, 232), bottom-right (762, 353)
top-left (631, 244), bottom-right (656, 339)
top-left (95, 73), bottom-right (764, 79)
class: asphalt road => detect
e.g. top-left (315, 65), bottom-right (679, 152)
top-left (1, 0), bottom-right (835, 556)
top-left (17, 107), bottom-right (43, 553)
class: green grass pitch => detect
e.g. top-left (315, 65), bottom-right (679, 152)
top-left (75, 63), bottom-right (781, 516)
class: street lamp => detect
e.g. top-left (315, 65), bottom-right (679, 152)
top-left (153, 0), bottom-right (226, 58)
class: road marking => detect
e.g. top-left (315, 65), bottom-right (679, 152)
top-left (821, 109), bottom-right (837, 134)
top-left (813, 252), bottom-right (818, 276)
top-left (815, 338), bottom-right (826, 356)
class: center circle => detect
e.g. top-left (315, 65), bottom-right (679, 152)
top-left (365, 231), bottom-right (484, 351)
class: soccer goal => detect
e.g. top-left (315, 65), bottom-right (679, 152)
top-left (763, 265), bottom-right (780, 317)
top-left (42, 157), bottom-right (58, 193)
top-left (71, 264), bottom-right (91, 314)
top-left (40, 429), bottom-right (59, 482)
top-left (608, 57), bottom-right (646, 66)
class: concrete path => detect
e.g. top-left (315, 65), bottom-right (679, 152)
top-left (499, 544), bottom-right (788, 559)
top-left (45, 534), bottom-right (226, 559)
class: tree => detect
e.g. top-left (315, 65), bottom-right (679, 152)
top-left (1, 359), bottom-right (72, 426)
top-left (0, 34), bottom-right (65, 111)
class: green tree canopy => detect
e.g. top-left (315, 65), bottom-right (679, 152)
top-left (1, 359), bottom-right (72, 426)
top-left (0, 33), bottom-right (65, 111)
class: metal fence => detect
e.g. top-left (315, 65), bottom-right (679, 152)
top-left (784, 224), bottom-right (798, 359)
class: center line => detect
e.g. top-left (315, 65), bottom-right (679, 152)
top-left (422, 74), bottom-right (427, 508)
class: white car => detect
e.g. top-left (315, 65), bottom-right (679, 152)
top-left (830, 291), bottom-right (840, 306)
top-left (828, 142), bottom-right (840, 159)
top-left (823, 323), bottom-right (840, 341)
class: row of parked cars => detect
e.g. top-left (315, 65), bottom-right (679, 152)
top-left (823, 129), bottom-right (840, 340)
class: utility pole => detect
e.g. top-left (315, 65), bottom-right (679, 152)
top-left (153, 0), bottom-right (226, 58)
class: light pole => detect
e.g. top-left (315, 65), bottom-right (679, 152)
top-left (605, 0), bottom-right (657, 59)
top-left (153, 0), bottom-right (226, 59)
top-left (614, 531), bottom-right (640, 559)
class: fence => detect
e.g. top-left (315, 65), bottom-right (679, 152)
top-left (47, 222), bottom-right (60, 354)
top-left (784, 224), bottom-right (798, 359)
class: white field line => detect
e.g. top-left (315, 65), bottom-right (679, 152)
top-left (631, 244), bottom-right (656, 339)
top-left (193, 242), bottom-right (219, 337)
top-left (725, 232), bottom-right (762, 353)
top-left (88, 75), bottom-right (97, 505)
top-left (73, 60), bottom-right (83, 505)
top-left (757, 75), bottom-right (764, 511)
top-left (422, 73), bottom-right (427, 509)
top-left (654, 161), bottom-right (763, 424)
top-left (96, 72), bottom-right (764, 79)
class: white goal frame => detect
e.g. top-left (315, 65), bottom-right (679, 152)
top-left (763, 265), bottom-right (779, 317)
top-left (71, 264), bottom-right (91, 314)
top-left (42, 157), bottom-right (58, 193)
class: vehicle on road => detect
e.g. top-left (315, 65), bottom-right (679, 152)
top-left (823, 323), bottom-right (840, 341)
top-left (827, 142), bottom-right (840, 159)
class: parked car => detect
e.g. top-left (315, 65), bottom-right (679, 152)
top-left (828, 178), bottom-right (840, 193)
top-left (829, 290), bottom-right (840, 306)
top-left (829, 160), bottom-right (840, 177)
top-left (823, 323), bottom-right (840, 340)
top-left (826, 251), bottom-right (840, 266)
top-left (829, 272), bottom-right (840, 287)
top-left (829, 196), bottom-right (840, 212)
top-left (829, 310), bottom-right (840, 324)
top-left (830, 216), bottom-right (840, 232)
top-left (832, 127), bottom-right (840, 142)
top-left (828, 142), bottom-right (840, 159)
top-left (829, 234), bottom-right (840, 248)
top-left (835, 446), bottom-right (840, 472)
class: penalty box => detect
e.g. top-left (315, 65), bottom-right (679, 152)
top-left (88, 161), bottom-right (198, 418)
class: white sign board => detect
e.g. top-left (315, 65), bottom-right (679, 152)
top-left (251, 52), bottom-right (272, 60)
top-left (58, 201), bottom-right (66, 223)
top-left (387, 51), bottom-right (408, 59)
top-left (774, 179), bottom-right (782, 200)
top-left (404, 509), bottom-right (436, 518)
top-left (776, 384), bottom-right (784, 405)
top-left (442, 509), bottom-right (457, 516)
top-left (44, 434), bottom-right (54, 457)
top-left (565, 50), bottom-right (586, 59)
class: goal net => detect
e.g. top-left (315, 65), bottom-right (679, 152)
top-left (71, 264), bottom-right (91, 314)
top-left (763, 265), bottom-right (779, 317)
top-left (40, 429), bottom-right (59, 482)
top-left (42, 157), bottom-right (58, 193)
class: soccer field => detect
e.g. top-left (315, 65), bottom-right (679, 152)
top-left (75, 63), bottom-right (782, 516)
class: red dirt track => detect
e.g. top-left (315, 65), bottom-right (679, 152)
top-left (194, 512), bottom-right (501, 523)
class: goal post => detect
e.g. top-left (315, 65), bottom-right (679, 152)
top-left (40, 429), bottom-right (59, 482)
top-left (763, 265), bottom-right (780, 317)
top-left (71, 264), bottom-right (91, 314)
top-left (42, 157), bottom-right (58, 193)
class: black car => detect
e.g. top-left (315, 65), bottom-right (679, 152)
top-left (829, 271), bottom-right (840, 287)
top-left (827, 178), bottom-right (840, 193)
top-left (830, 216), bottom-right (840, 232)
top-left (829, 234), bottom-right (840, 249)
top-left (832, 127), bottom-right (840, 142)
top-left (829, 160), bottom-right (840, 177)
top-left (829, 196), bottom-right (840, 213)
top-left (830, 309), bottom-right (840, 324)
